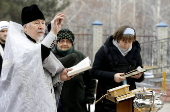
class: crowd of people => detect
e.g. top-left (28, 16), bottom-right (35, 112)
top-left (0, 4), bottom-right (144, 112)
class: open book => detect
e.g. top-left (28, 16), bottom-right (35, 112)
top-left (67, 57), bottom-right (92, 76)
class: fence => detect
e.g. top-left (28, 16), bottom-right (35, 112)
top-left (140, 38), bottom-right (170, 74)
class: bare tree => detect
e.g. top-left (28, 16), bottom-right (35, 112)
top-left (0, 0), bottom-right (70, 24)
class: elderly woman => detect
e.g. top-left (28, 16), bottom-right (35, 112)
top-left (91, 25), bottom-right (144, 112)
top-left (52, 29), bottom-right (96, 112)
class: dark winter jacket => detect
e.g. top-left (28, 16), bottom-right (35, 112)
top-left (91, 35), bottom-right (144, 112)
top-left (52, 46), bottom-right (96, 112)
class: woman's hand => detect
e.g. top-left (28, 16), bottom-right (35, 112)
top-left (130, 72), bottom-right (143, 79)
top-left (114, 73), bottom-right (126, 83)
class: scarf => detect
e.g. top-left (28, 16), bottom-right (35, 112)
top-left (56, 46), bottom-right (73, 56)
top-left (112, 40), bottom-right (132, 56)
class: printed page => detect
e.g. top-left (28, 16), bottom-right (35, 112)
top-left (67, 57), bottom-right (91, 76)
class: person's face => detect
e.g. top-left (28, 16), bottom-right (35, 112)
top-left (0, 28), bottom-right (8, 44)
top-left (57, 39), bottom-right (72, 50)
top-left (23, 19), bottom-right (45, 42)
top-left (118, 40), bottom-right (132, 49)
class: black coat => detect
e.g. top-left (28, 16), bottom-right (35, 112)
top-left (91, 36), bottom-right (144, 112)
top-left (52, 47), bottom-right (96, 112)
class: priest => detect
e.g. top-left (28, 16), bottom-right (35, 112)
top-left (0, 4), bottom-right (74, 112)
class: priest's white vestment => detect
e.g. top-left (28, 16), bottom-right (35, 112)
top-left (0, 21), bottom-right (64, 112)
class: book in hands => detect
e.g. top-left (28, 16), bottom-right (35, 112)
top-left (67, 57), bottom-right (92, 76)
top-left (121, 66), bottom-right (158, 78)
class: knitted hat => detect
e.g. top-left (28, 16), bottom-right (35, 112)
top-left (57, 29), bottom-right (75, 43)
top-left (21, 4), bottom-right (45, 25)
top-left (0, 21), bottom-right (9, 31)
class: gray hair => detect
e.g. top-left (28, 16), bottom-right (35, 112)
top-left (25, 23), bottom-right (30, 28)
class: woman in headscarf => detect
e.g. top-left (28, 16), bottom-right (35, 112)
top-left (52, 29), bottom-right (96, 112)
top-left (92, 25), bottom-right (144, 112)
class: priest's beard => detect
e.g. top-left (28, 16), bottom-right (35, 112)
top-left (37, 34), bottom-right (44, 43)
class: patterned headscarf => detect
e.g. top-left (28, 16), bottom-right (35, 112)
top-left (57, 29), bottom-right (74, 43)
